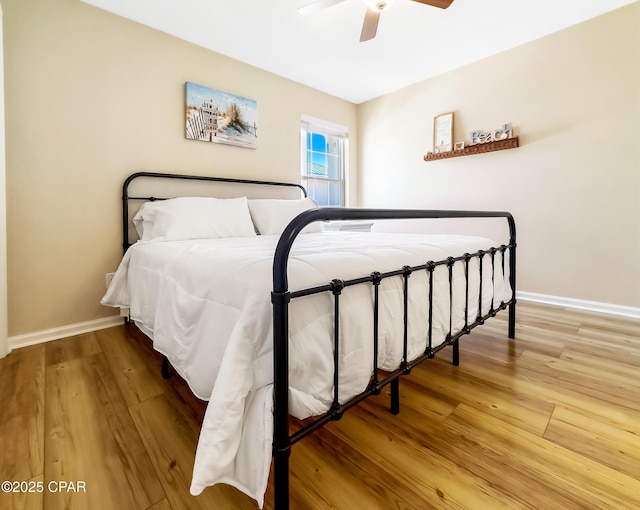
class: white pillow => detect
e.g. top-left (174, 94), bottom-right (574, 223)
top-left (248, 198), bottom-right (323, 235)
top-left (133, 196), bottom-right (256, 241)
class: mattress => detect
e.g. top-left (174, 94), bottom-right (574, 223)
top-left (102, 231), bottom-right (511, 507)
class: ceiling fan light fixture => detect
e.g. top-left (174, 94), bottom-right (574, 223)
top-left (362, 0), bottom-right (395, 12)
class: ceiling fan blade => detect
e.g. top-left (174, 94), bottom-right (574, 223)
top-left (298, 0), bottom-right (347, 16)
top-left (360, 8), bottom-right (380, 42)
top-left (411, 0), bottom-right (454, 9)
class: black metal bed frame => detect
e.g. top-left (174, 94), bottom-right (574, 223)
top-left (121, 172), bottom-right (516, 510)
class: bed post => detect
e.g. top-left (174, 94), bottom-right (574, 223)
top-left (506, 214), bottom-right (517, 339)
top-left (390, 379), bottom-right (400, 415)
top-left (273, 225), bottom-right (299, 510)
top-left (452, 340), bottom-right (460, 366)
top-left (272, 288), bottom-right (291, 510)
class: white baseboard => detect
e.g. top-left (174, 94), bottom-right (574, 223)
top-left (8, 315), bottom-right (124, 351)
top-left (517, 291), bottom-right (640, 319)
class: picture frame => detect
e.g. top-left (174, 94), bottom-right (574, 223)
top-left (433, 112), bottom-right (454, 153)
top-left (185, 81), bottom-right (258, 149)
top-left (454, 141), bottom-right (465, 151)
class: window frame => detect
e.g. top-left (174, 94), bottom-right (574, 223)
top-left (300, 115), bottom-right (349, 208)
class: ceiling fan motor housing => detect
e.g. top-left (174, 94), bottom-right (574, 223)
top-left (363, 0), bottom-right (393, 11)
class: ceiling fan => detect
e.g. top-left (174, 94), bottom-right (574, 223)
top-left (299, 0), bottom-right (454, 42)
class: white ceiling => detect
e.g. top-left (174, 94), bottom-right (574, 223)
top-left (81, 0), bottom-right (636, 104)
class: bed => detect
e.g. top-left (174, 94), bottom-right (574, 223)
top-left (102, 171), bottom-right (516, 509)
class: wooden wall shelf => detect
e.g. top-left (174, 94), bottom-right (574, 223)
top-left (424, 136), bottom-right (519, 162)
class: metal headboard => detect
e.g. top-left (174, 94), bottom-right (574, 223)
top-left (122, 171), bottom-right (307, 252)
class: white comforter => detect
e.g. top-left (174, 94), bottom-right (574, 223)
top-left (101, 231), bottom-right (511, 507)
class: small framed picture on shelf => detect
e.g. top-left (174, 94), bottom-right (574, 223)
top-left (433, 112), bottom-right (454, 153)
top-left (454, 141), bottom-right (465, 151)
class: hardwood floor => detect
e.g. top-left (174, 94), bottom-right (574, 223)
top-left (1, 301), bottom-right (639, 509)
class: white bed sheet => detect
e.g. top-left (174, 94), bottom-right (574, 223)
top-left (101, 231), bottom-right (511, 507)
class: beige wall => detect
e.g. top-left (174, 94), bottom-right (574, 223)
top-left (3, 0), bottom-right (358, 336)
top-left (358, 4), bottom-right (640, 309)
top-left (0, 3), bottom-right (8, 358)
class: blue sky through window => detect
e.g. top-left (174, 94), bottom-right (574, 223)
top-left (302, 128), bottom-right (345, 207)
top-left (307, 133), bottom-right (328, 176)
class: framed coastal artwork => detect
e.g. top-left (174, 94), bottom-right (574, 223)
top-left (433, 112), bottom-right (454, 153)
top-left (185, 81), bottom-right (258, 149)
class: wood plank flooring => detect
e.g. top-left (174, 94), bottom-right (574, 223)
top-left (1, 301), bottom-right (639, 509)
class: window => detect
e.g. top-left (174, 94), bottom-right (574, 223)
top-left (301, 116), bottom-right (348, 207)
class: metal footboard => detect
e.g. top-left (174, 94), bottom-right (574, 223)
top-left (271, 208), bottom-right (516, 510)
